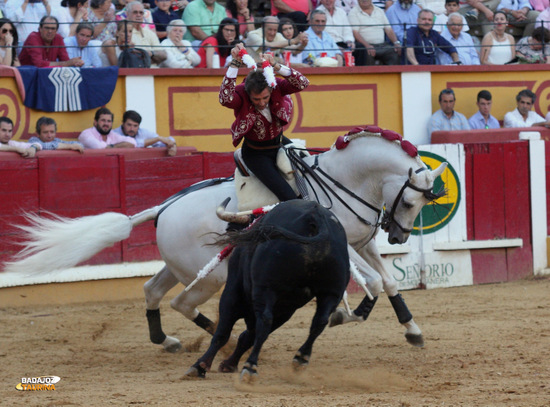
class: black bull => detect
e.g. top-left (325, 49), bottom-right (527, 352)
top-left (185, 200), bottom-right (351, 379)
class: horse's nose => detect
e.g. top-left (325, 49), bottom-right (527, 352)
top-left (389, 235), bottom-right (400, 245)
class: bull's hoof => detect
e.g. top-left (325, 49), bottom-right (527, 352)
top-left (218, 360), bottom-right (238, 373)
top-left (162, 336), bottom-right (182, 353)
top-left (240, 363), bottom-right (258, 383)
top-left (184, 363), bottom-right (207, 378)
top-left (405, 333), bottom-right (425, 348)
top-left (292, 352), bottom-right (309, 370)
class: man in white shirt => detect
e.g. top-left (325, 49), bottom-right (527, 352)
top-left (316, 0), bottom-right (354, 51)
top-left (504, 89), bottom-right (550, 128)
top-left (128, 1), bottom-right (167, 65)
top-left (6, 0), bottom-right (51, 44)
top-left (0, 116), bottom-right (42, 158)
top-left (348, 0), bottom-right (401, 65)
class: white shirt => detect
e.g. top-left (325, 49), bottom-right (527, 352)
top-left (348, 5), bottom-right (390, 45)
top-left (316, 5), bottom-right (354, 44)
top-left (504, 108), bottom-right (545, 128)
top-left (6, 1), bottom-right (49, 43)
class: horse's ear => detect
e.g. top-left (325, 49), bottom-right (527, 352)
top-left (431, 162), bottom-right (448, 179)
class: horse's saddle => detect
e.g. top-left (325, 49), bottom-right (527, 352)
top-left (233, 142), bottom-right (309, 211)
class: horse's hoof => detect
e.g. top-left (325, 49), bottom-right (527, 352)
top-left (405, 333), bottom-right (425, 348)
top-left (185, 363), bottom-right (207, 378)
top-left (329, 308), bottom-right (344, 327)
top-left (292, 352), bottom-right (309, 370)
top-left (162, 336), bottom-right (182, 353)
top-left (240, 364), bottom-right (258, 383)
top-left (218, 360), bottom-right (238, 373)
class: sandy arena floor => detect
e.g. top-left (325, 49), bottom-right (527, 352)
top-left (1, 276), bottom-right (550, 406)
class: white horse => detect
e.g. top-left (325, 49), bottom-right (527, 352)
top-left (5, 130), bottom-right (446, 353)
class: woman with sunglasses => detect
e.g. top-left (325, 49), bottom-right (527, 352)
top-left (0, 18), bottom-right (20, 66)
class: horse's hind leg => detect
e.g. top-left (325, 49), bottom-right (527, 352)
top-left (361, 241), bottom-right (424, 347)
top-left (169, 282), bottom-right (219, 335)
top-left (294, 294), bottom-right (340, 369)
top-left (144, 266), bottom-right (182, 353)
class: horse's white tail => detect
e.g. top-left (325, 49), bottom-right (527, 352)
top-left (3, 207), bottom-right (160, 275)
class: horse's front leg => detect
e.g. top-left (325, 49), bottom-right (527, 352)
top-left (360, 240), bottom-right (424, 348)
top-left (143, 266), bottom-right (183, 353)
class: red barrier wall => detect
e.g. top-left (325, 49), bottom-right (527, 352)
top-left (464, 141), bottom-right (533, 284)
top-left (0, 148), bottom-right (235, 266)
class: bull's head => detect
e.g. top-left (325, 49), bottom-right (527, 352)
top-left (381, 163), bottom-right (447, 245)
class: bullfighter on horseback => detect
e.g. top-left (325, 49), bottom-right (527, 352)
top-left (219, 43), bottom-right (310, 202)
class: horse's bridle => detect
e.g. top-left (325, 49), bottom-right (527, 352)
top-left (380, 168), bottom-right (443, 234)
top-left (287, 149), bottom-right (442, 235)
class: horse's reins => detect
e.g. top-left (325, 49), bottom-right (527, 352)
top-left (287, 148), bottom-right (382, 228)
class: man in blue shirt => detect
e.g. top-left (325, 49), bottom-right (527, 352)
top-left (63, 22), bottom-right (102, 68)
top-left (303, 9), bottom-right (344, 66)
top-left (469, 90), bottom-right (500, 130)
top-left (428, 88), bottom-right (470, 139)
top-left (385, 0), bottom-right (422, 44)
top-left (406, 9), bottom-right (460, 65)
top-left (437, 13), bottom-right (480, 65)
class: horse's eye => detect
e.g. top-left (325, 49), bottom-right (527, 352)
top-left (402, 201), bottom-right (414, 209)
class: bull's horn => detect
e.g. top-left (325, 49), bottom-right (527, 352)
top-left (216, 198), bottom-right (251, 223)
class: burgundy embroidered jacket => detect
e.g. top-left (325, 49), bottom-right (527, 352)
top-left (219, 69), bottom-right (309, 147)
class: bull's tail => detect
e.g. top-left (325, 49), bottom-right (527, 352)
top-left (3, 206), bottom-right (161, 275)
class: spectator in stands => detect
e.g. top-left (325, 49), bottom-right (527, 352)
top-left (159, 19), bottom-right (201, 68)
top-left (128, 1), bottom-right (167, 65)
top-left (88, 0), bottom-right (117, 43)
top-left (64, 22), bottom-right (103, 67)
top-left (116, 0), bottom-right (156, 31)
top-left (480, 11), bottom-right (515, 65)
top-left (348, 0), bottom-right (401, 66)
top-left (271, 0), bottom-right (310, 32)
top-left (152, 0), bottom-right (179, 40)
top-left (386, 0), bottom-right (422, 44)
top-left (0, 116), bottom-right (42, 158)
top-left (504, 89), bottom-right (550, 127)
top-left (428, 88), bottom-right (470, 138)
top-left (246, 16), bottom-right (307, 59)
top-left (113, 110), bottom-right (177, 156)
top-left (406, 9), bottom-right (461, 65)
top-left (437, 12), bottom-right (480, 64)
top-left (530, 0), bottom-right (549, 11)
top-left (78, 107), bottom-right (137, 149)
top-left (5, 0), bottom-right (50, 44)
top-left (225, 0), bottom-right (255, 38)
top-left (458, 0), bottom-right (499, 38)
top-left (316, 0), bottom-right (354, 52)
top-left (0, 18), bottom-right (20, 66)
top-left (279, 17), bottom-right (309, 66)
top-left (515, 26), bottom-right (550, 63)
top-left (417, 0), bottom-right (446, 16)
top-left (197, 17), bottom-right (238, 67)
top-left (182, 0), bottom-right (226, 45)
top-left (101, 19), bottom-right (134, 65)
top-left (19, 16), bottom-right (85, 67)
top-left (52, 0), bottom-right (89, 39)
top-left (434, 0), bottom-right (470, 33)
top-left (468, 90), bottom-right (500, 129)
top-left (497, 0), bottom-right (540, 38)
top-left (303, 9), bottom-right (344, 66)
top-left (535, 5), bottom-right (550, 30)
top-left (338, 0), bottom-right (358, 13)
top-left (28, 116), bottom-right (85, 152)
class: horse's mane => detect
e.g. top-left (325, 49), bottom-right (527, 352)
top-left (331, 126), bottom-right (425, 169)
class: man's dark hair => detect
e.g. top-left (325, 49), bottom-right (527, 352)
top-left (36, 117), bottom-right (57, 134)
top-left (516, 89), bottom-right (536, 103)
top-left (123, 110), bottom-right (142, 124)
top-left (244, 70), bottom-right (271, 96)
top-left (0, 116), bottom-right (14, 127)
top-left (40, 15), bottom-right (59, 30)
top-left (477, 90), bottom-right (492, 102)
top-left (95, 107), bottom-right (114, 121)
top-left (438, 88), bottom-right (455, 102)
top-left (76, 22), bottom-right (94, 35)
top-left (445, 0), bottom-right (459, 4)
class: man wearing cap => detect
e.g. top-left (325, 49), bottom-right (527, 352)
top-left (219, 43), bottom-right (309, 202)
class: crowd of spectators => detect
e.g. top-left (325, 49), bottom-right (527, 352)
top-left (0, 0), bottom-right (549, 68)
